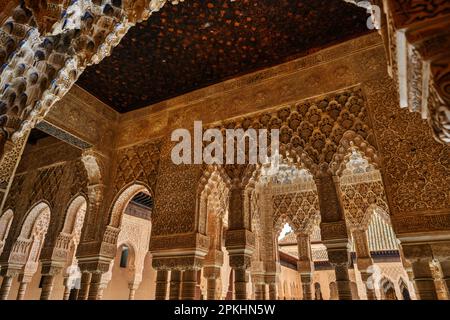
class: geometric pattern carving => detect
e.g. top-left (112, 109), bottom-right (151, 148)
top-left (113, 140), bottom-right (162, 194)
top-left (340, 179), bottom-right (390, 231)
top-left (273, 190), bottom-right (320, 235)
top-left (219, 87), bottom-right (372, 169)
top-left (28, 165), bottom-right (64, 208)
top-left (0, 134), bottom-right (27, 190)
top-left (69, 160), bottom-right (89, 199)
top-left (3, 174), bottom-right (25, 211)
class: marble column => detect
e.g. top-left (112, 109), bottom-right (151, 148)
top-left (169, 270), bottom-right (182, 300)
top-left (268, 282), bottom-right (278, 300)
top-left (334, 263), bottom-right (352, 300)
top-left (254, 283), bottom-right (266, 300)
top-left (204, 266), bottom-right (221, 300)
top-left (300, 274), bottom-right (313, 300)
top-left (411, 260), bottom-right (438, 300)
top-left (225, 232), bottom-right (254, 300)
top-left (17, 281), bottom-right (28, 300)
top-left (206, 278), bottom-right (217, 300)
top-left (233, 268), bottom-right (250, 300)
top-left (62, 277), bottom-right (72, 300)
top-left (155, 270), bottom-right (169, 300)
top-left (327, 247), bottom-right (352, 300)
top-left (63, 285), bottom-right (71, 300)
top-left (0, 276), bottom-right (13, 300)
top-left (128, 281), bottom-right (140, 300)
top-left (77, 271), bottom-right (92, 300)
top-left (0, 268), bottom-right (19, 301)
top-left (69, 288), bottom-right (79, 300)
top-left (16, 274), bottom-right (31, 300)
top-left (180, 269), bottom-right (198, 300)
top-left (88, 272), bottom-right (105, 300)
top-left (40, 274), bottom-right (56, 300)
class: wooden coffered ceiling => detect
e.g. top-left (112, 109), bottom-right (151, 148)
top-left (76, 0), bottom-right (371, 113)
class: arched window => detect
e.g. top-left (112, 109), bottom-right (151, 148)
top-left (329, 282), bottom-right (338, 300)
top-left (120, 245), bottom-right (129, 268)
top-left (314, 282), bottom-right (323, 300)
top-left (399, 278), bottom-right (411, 300)
top-left (401, 287), bottom-right (411, 300)
top-left (380, 277), bottom-right (397, 300)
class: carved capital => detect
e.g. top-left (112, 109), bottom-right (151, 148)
top-left (225, 229), bottom-right (255, 254)
top-left (229, 254), bottom-right (252, 270)
top-left (401, 243), bottom-right (433, 263)
top-left (152, 255), bottom-right (204, 271)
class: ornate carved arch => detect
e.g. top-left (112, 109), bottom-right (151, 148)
top-left (108, 181), bottom-right (152, 229)
top-left (61, 194), bottom-right (87, 235)
top-left (0, 209), bottom-right (14, 254)
top-left (18, 201), bottom-right (51, 239)
top-left (197, 165), bottom-right (231, 235)
top-left (330, 130), bottom-right (380, 177)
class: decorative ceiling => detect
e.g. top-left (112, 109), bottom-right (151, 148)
top-left (76, 0), bottom-right (371, 113)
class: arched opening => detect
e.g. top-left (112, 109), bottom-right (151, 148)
top-left (336, 145), bottom-right (413, 300)
top-left (277, 222), bottom-right (303, 300)
top-left (314, 282), bottom-right (323, 300)
top-left (199, 168), bottom-right (231, 300)
top-left (380, 277), bottom-right (397, 300)
top-left (9, 202), bottom-right (51, 300)
top-left (0, 209), bottom-right (14, 255)
top-left (102, 184), bottom-right (154, 300)
top-left (399, 278), bottom-right (411, 300)
top-left (53, 195), bottom-right (87, 300)
top-left (329, 282), bottom-right (338, 300)
top-left (263, 158), bottom-right (319, 301)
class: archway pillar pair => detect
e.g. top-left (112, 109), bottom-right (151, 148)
top-left (35, 232), bottom-right (75, 300)
top-left (315, 172), bottom-right (353, 300)
top-left (0, 237), bottom-right (39, 300)
top-left (38, 260), bottom-right (65, 300)
top-left (75, 225), bottom-right (121, 300)
top-left (150, 232), bottom-right (209, 300)
top-left (76, 258), bottom-right (112, 301)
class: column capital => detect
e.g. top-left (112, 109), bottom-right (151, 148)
top-left (321, 221), bottom-right (349, 242)
top-left (40, 261), bottom-right (64, 276)
top-left (203, 266), bottom-right (221, 279)
top-left (401, 243), bottom-right (434, 263)
top-left (430, 242), bottom-right (450, 262)
top-left (229, 254), bottom-right (252, 270)
top-left (0, 265), bottom-right (21, 278)
top-left (225, 229), bottom-right (255, 254)
top-left (326, 245), bottom-right (351, 267)
top-left (77, 257), bottom-right (111, 274)
top-left (152, 255), bottom-right (204, 271)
